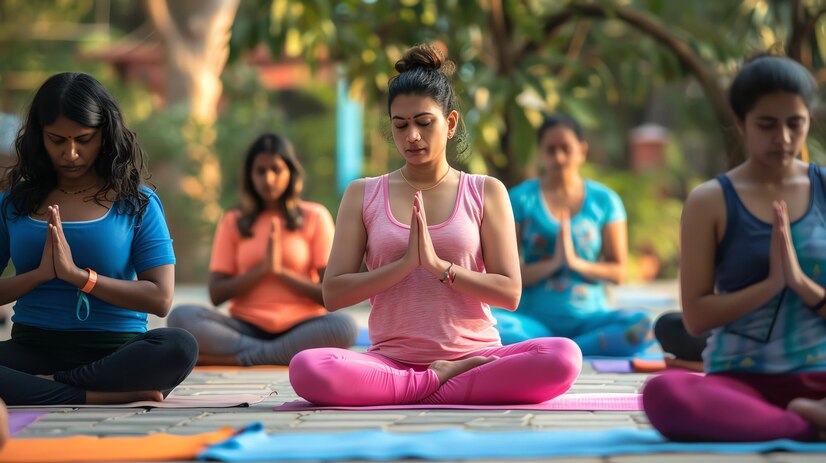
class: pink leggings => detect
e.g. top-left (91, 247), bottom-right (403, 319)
top-left (289, 338), bottom-right (582, 406)
top-left (643, 370), bottom-right (826, 442)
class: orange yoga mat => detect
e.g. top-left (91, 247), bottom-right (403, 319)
top-left (0, 427), bottom-right (234, 462)
top-left (631, 359), bottom-right (667, 373)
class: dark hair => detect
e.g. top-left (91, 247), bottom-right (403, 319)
top-left (537, 113), bottom-right (584, 142)
top-left (387, 44), bottom-right (468, 158)
top-left (236, 133), bottom-right (305, 237)
top-left (729, 55), bottom-right (819, 121)
top-left (2, 72), bottom-right (150, 219)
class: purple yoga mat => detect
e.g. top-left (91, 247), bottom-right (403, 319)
top-left (273, 393), bottom-right (643, 412)
top-left (9, 411), bottom-right (48, 436)
top-left (591, 359), bottom-right (634, 373)
top-left (12, 391), bottom-right (275, 409)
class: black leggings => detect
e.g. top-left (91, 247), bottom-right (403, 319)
top-left (653, 312), bottom-right (709, 361)
top-left (0, 327), bottom-right (198, 405)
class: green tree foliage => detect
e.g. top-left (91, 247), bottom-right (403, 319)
top-left (230, 0), bottom-right (824, 279)
top-left (232, 0), bottom-right (825, 183)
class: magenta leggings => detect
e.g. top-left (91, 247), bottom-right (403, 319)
top-left (289, 338), bottom-right (582, 406)
top-left (643, 370), bottom-right (826, 442)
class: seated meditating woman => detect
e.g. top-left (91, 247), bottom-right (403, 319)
top-left (287, 44), bottom-right (583, 406)
top-left (494, 114), bottom-right (652, 356)
top-left (0, 72), bottom-right (197, 406)
top-left (168, 133), bottom-right (358, 365)
top-left (643, 55), bottom-right (826, 442)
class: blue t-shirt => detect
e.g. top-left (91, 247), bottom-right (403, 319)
top-left (704, 164), bottom-right (826, 374)
top-left (0, 186), bottom-right (176, 332)
top-left (509, 179), bottom-right (626, 321)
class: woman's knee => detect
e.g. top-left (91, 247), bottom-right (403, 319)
top-left (326, 313), bottom-right (359, 347)
top-left (529, 337), bottom-right (583, 384)
top-left (288, 349), bottom-right (337, 400)
top-left (654, 312), bottom-right (683, 340)
top-left (166, 305), bottom-right (208, 330)
top-left (642, 372), bottom-right (695, 418)
top-left (151, 327), bottom-right (199, 372)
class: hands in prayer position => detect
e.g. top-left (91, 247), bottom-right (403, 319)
top-left (36, 205), bottom-right (91, 289)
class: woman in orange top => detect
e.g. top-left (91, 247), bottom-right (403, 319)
top-left (168, 133), bottom-right (358, 365)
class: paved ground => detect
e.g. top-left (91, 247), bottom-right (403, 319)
top-left (2, 282), bottom-right (824, 462)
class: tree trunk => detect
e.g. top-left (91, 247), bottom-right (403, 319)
top-left (146, 0), bottom-right (239, 281)
top-left (146, 0), bottom-right (239, 124)
top-left (146, 0), bottom-right (239, 224)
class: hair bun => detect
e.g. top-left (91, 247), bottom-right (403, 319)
top-left (394, 44), bottom-right (455, 77)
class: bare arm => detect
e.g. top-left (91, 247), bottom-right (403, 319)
top-left (322, 180), bottom-right (418, 310)
top-left (67, 264), bottom-right (176, 317)
top-left (569, 220), bottom-right (627, 284)
top-left (274, 268), bottom-right (325, 305)
top-left (0, 225), bottom-right (56, 306)
top-left (417, 178), bottom-right (522, 310)
top-left (775, 200), bottom-right (826, 318)
top-left (208, 267), bottom-right (266, 306)
top-left (0, 399), bottom-right (8, 449)
top-left (680, 182), bottom-right (784, 335)
top-left (0, 270), bottom-right (52, 307)
top-left (49, 205), bottom-right (175, 317)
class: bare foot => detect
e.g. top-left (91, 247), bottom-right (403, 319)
top-left (36, 374), bottom-right (55, 381)
top-left (429, 356), bottom-right (498, 384)
top-left (788, 398), bottom-right (826, 441)
top-left (196, 353), bottom-right (242, 366)
top-left (0, 399), bottom-right (8, 449)
top-left (85, 390), bottom-right (163, 405)
top-left (664, 357), bottom-right (704, 372)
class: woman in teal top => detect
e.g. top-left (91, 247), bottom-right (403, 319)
top-left (494, 114), bottom-right (652, 356)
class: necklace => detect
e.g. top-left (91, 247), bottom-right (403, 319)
top-left (57, 184), bottom-right (96, 195)
top-left (399, 166), bottom-right (452, 191)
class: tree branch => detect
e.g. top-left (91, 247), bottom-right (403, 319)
top-left (489, 0), bottom-right (513, 75)
top-left (514, 9), bottom-right (574, 62)
top-left (145, 0), bottom-right (181, 44)
top-left (787, 0), bottom-right (807, 62)
top-left (519, 2), bottom-right (741, 162)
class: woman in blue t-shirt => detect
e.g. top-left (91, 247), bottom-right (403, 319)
top-left (0, 73), bottom-right (197, 405)
top-left (493, 114), bottom-right (652, 356)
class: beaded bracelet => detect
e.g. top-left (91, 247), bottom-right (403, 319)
top-left (440, 262), bottom-right (454, 285)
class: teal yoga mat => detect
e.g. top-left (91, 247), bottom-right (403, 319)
top-left (198, 423), bottom-right (826, 461)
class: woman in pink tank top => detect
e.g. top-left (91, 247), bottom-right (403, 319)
top-left (288, 44), bottom-right (582, 406)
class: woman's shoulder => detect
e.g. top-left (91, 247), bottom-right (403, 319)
top-left (584, 179), bottom-right (617, 195)
top-left (683, 178), bottom-right (725, 217)
top-left (137, 185), bottom-right (160, 200)
top-left (507, 178), bottom-right (539, 194)
top-left (298, 200), bottom-right (333, 218)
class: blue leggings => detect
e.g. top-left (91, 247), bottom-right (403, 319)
top-left (493, 308), bottom-right (652, 356)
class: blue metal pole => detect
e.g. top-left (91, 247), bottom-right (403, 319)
top-left (336, 77), bottom-right (364, 194)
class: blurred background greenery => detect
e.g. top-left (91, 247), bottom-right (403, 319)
top-left (1, 0), bottom-right (824, 282)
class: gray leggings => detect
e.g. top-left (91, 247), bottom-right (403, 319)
top-left (167, 305), bottom-right (358, 366)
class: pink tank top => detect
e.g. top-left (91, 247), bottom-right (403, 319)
top-left (362, 172), bottom-right (502, 364)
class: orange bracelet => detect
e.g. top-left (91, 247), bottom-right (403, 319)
top-left (80, 268), bottom-right (98, 293)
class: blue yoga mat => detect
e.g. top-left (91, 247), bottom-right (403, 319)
top-left (354, 326), bottom-right (371, 347)
top-left (198, 423), bottom-right (826, 461)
